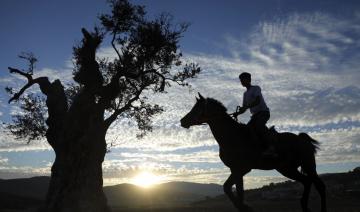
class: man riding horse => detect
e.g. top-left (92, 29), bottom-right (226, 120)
top-left (180, 91), bottom-right (327, 212)
top-left (233, 72), bottom-right (277, 157)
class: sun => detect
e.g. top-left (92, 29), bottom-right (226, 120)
top-left (131, 172), bottom-right (162, 188)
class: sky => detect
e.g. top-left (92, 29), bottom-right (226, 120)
top-left (0, 0), bottom-right (360, 189)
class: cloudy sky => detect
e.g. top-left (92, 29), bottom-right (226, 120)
top-left (0, 0), bottom-right (359, 189)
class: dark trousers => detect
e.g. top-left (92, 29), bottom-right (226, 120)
top-left (247, 111), bottom-right (270, 149)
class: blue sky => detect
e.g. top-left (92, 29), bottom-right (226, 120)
top-left (1, 0), bottom-right (360, 189)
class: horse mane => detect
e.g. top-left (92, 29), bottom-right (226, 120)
top-left (205, 97), bottom-right (247, 128)
top-left (206, 98), bottom-right (227, 113)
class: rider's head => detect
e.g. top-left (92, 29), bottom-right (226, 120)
top-left (239, 72), bottom-right (251, 88)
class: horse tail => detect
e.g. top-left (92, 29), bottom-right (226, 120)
top-left (298, 132), bottom-right (320, 154)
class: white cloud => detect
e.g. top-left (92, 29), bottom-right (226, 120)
top-left (0, 156), bottom-right (8, 165)
top-left (97, 47), bottom-right (119, 61)
top-left (241, 12), bottom-right (360, 73)
top-left (118, 150), bottom-right (220, 163)
top-left (313, 127), bottom-right (360, 164)
top-left (33, 67), bottom-right (73, 84)
top-left (0, 164), bottom-right (51, 179)
top-left (270, 86), bottom-right (360, 127)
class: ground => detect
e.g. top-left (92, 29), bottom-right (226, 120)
top-left (112, 198), bottom-right (360, 212)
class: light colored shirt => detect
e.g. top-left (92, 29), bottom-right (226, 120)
top-left (243, 85), bottom-right (269, 115)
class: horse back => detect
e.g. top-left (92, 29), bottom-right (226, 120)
top-left (274, 131), bottom-right (318, 163)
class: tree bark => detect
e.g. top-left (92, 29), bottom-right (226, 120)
top-left (44, 134), bottom-right (109, 212)
top-left (43, 90), bottom-right (110, 212)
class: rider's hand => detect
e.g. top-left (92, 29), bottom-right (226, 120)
top-left (232, 112), bottom-right (239, 119)
top-left (237, 106), bottom-right (247, 114)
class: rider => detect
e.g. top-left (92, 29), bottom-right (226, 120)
top-left (233, 72), bottom-right (277, 157)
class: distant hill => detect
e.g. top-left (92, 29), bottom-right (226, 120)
top-left (0, 192), bottom-right (43, 211)
top-left (105, 181), bottom-right (223, 207)
top-left (1, 167), bottom-right (359, 211)
top-left (0, 176), bottom-right (49, 199)
top-left (0, 177), bottom-right (223, 210)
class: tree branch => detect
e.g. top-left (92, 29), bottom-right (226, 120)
top-left (8, 67), bottom-right (52, 103)
top-left (104, 85), bottom-right (144, 129)
top-left (111, 33), bottom-right (123, 63)
top-left (7, 66), bottom-right (68, 147)
top-left (8, 67), bottom-right (32, 81)
top-left (147, 69), bottom-right (165, 91)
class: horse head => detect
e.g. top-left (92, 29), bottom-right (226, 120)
top-left (180, 93), bottom-right (227, 129)
top-left (180, 92), bottom-right (207, 129)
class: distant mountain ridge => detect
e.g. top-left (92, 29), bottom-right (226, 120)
top-left (0, 177), bottom-right (223, 208)
top-left (0, 176), bottom-right (49, 200)
top-left (104, 182), bottom-right (218, 207)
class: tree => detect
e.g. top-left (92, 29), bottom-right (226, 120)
top-left (5, 1), bottom-right (200, 211)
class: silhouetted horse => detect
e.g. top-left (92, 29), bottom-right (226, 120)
top-left (180, 93), bottom-right (326, 212)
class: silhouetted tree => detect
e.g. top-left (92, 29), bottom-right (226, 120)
top-left (5, 1), bottom-right (200, 211)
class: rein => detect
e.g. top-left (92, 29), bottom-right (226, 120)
top-left (196, 112), bottom-right (239, 124)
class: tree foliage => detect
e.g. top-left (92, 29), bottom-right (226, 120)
top-left (6, 0), bottom-right (200, 142)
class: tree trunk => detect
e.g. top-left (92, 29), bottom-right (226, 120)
top-left (39, 27), bottom-right (110, 212)
top-left (42, 91), bottom-right (110, 212)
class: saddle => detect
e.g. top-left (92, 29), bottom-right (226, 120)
top-left (254, 126), bottom-right (279, 158)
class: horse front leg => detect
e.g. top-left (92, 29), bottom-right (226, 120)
top-left (223, 174), bottom-right (240, 209)
top-left (224, 173), bottom-right (253, 212)
top-left (234, 174), bottom-right (253, 212)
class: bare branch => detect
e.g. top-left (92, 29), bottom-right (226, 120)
top-left (18, 52), bottom-right (37, 74)
top-left (8, 81), bottom-right (35, 104)
top-left (7, 67), bottom-right (52, 103)
top-left (8, 67), bottom-right (32, 81)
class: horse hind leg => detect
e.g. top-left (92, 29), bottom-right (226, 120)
top-left (312, 174), bottom-right (326, 212)
top-left (276, 167), bottom-right (312, 212)
top-left (302, 158), bottom-right (327, 212)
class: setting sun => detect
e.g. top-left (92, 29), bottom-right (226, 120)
top-left (131, 172), bottom-right (163, 188)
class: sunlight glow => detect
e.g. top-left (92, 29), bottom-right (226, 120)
top-left (131, 172), bottom-right (163, 188)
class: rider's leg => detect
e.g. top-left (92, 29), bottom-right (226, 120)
top-left (249, 111), bottom-right (278, 157)
top-left (248, 111), bottom-right (270, 150)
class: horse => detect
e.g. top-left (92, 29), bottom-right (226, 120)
top-left (180, 93), bottom-right (326, 212)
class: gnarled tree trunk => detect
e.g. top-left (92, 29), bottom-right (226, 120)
top-left (7, 30), bottom-right (111, 211)
top-left (43, 92), bottom-right (109, 212)
top-left (22, 76), bottom-right (109, 211)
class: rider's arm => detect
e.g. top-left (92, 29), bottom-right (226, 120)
top-left (236, 94), bottom-right (261, 116)
top-left (236, 95), bottom-right (260, 115)
top-left (235, 87), bottom-right (262, 117)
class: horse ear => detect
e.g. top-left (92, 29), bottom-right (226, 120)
top-left (198, 92), bottom-right (205, 100)
top-left (196, 97), bottom-right (199, 101)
